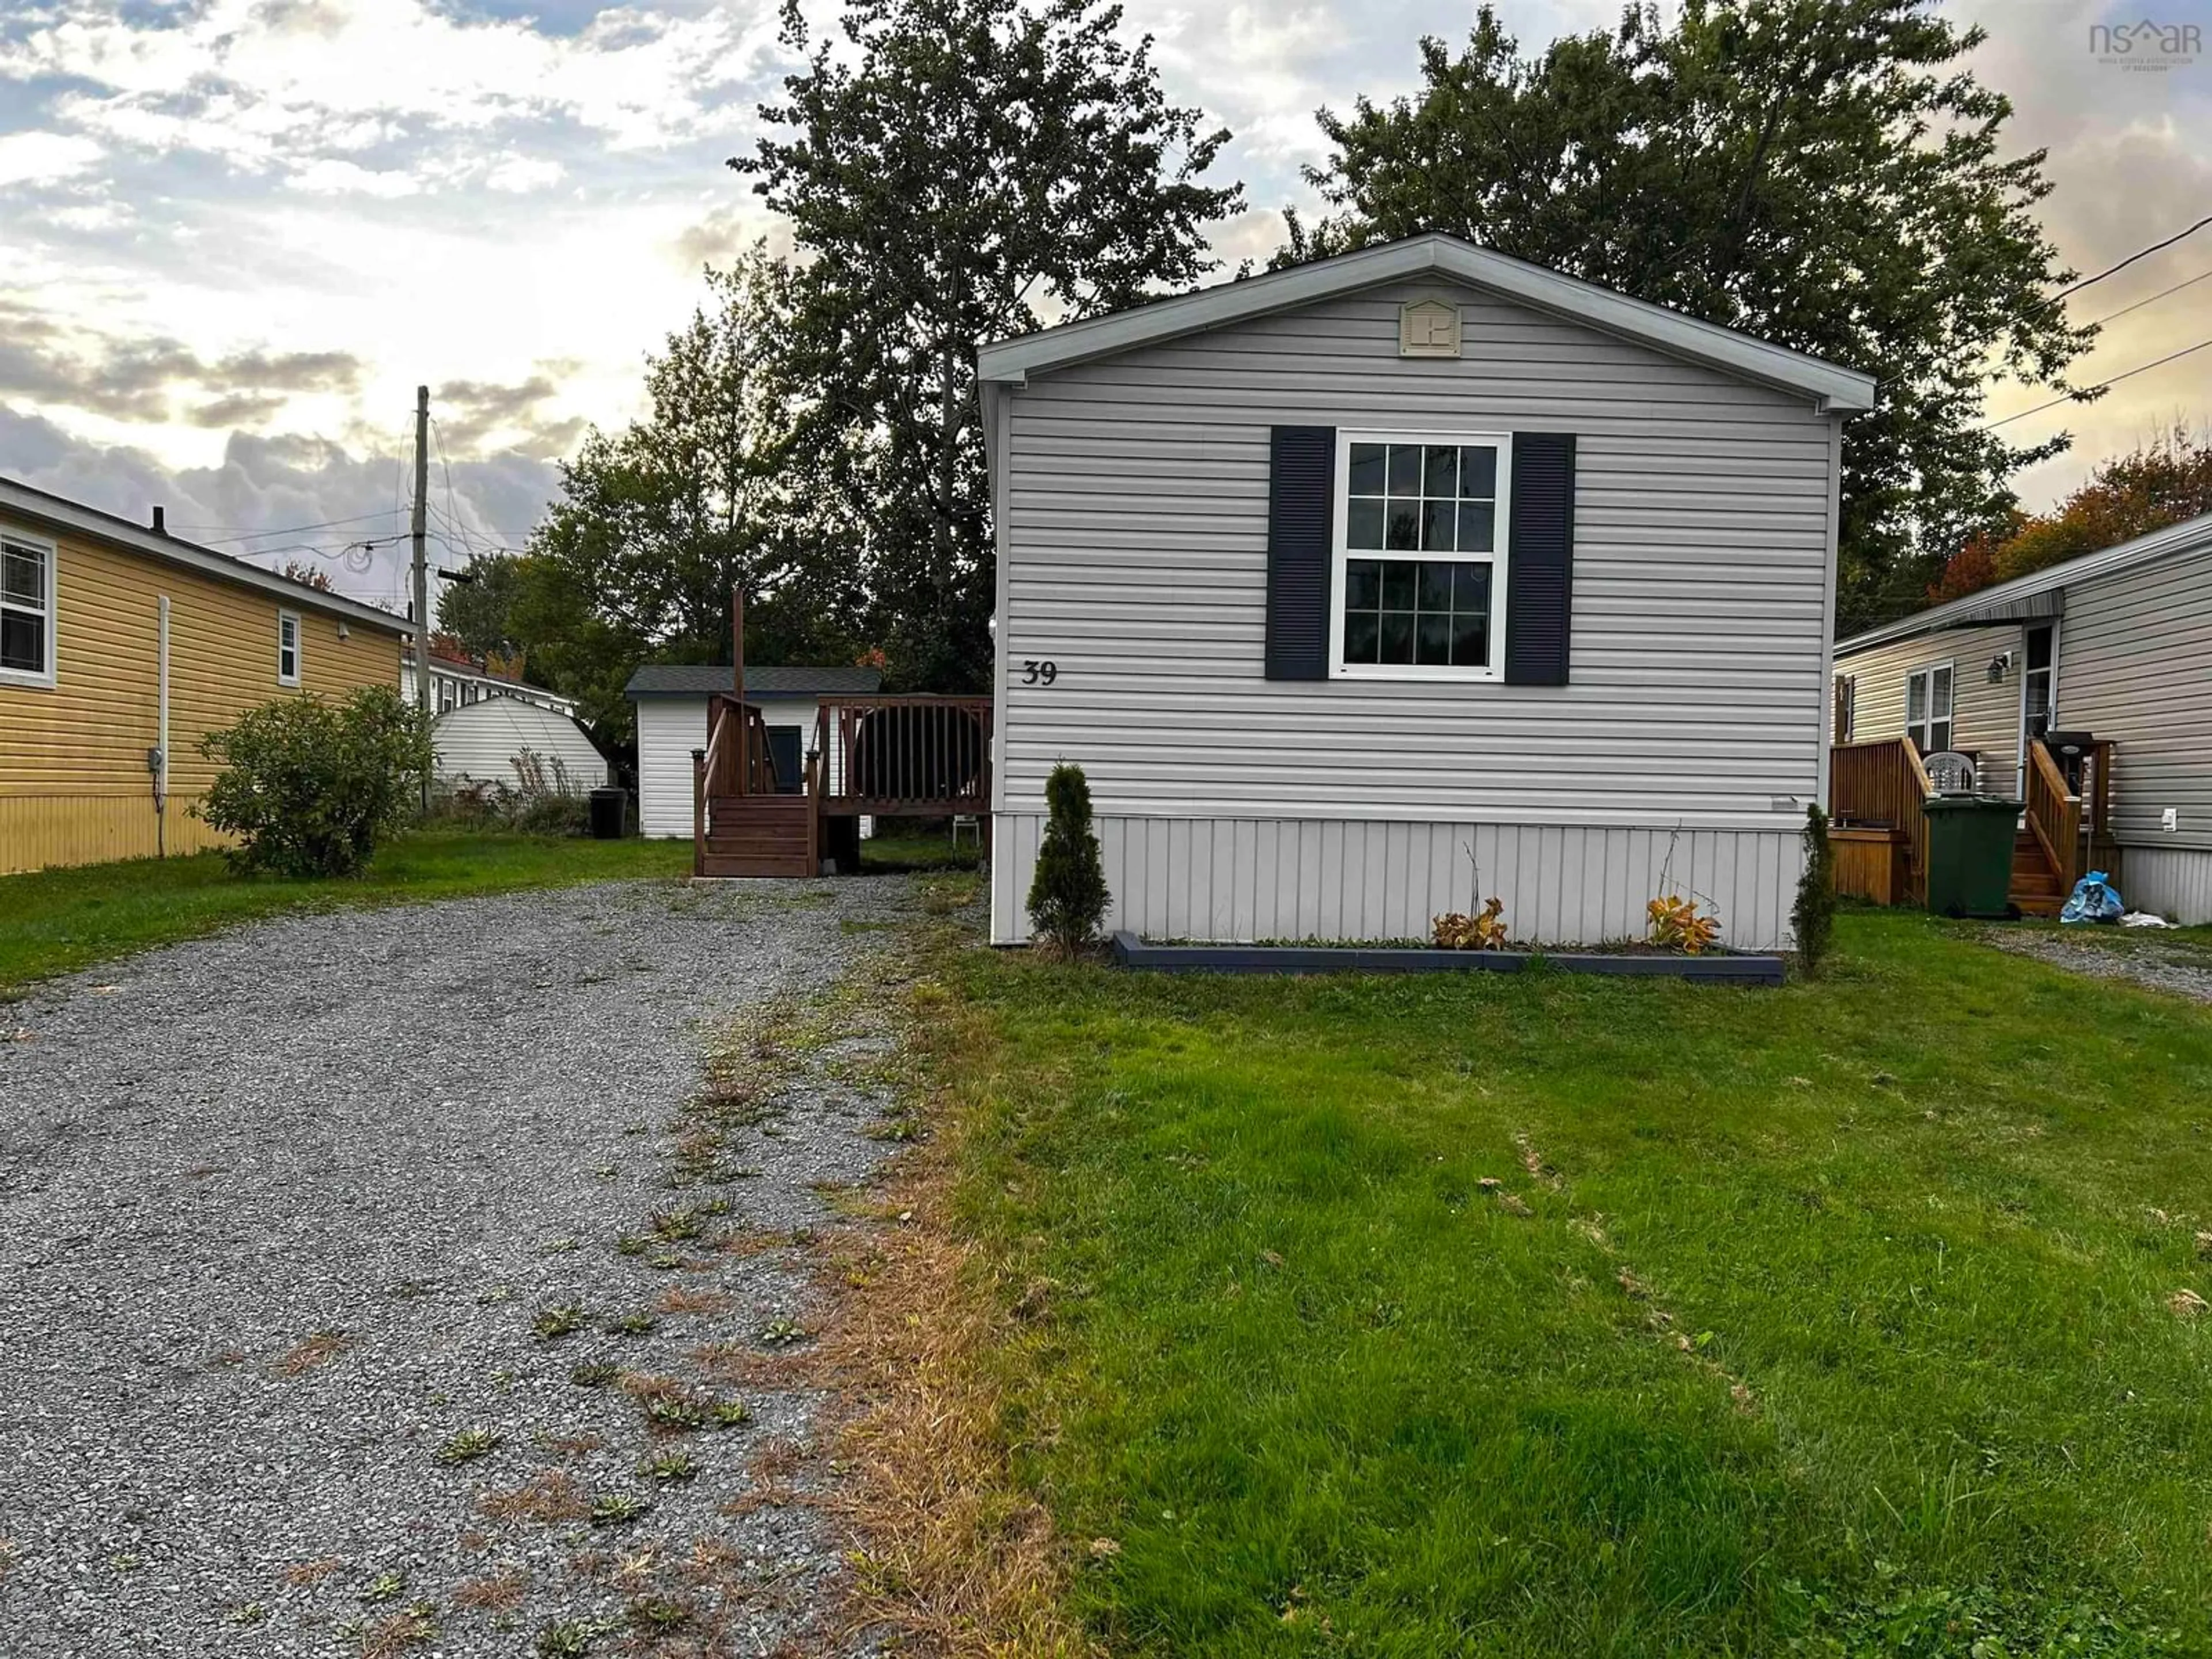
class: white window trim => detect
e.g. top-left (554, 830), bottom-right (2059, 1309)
top-left (2017, 620), bottom-right (2059, 779)
top-left (277, 609), bottom-right (302, 687)
top-left (1327, 428), bottom-right (1513, 683)
top-left (1905, 660), bottom-right (1955, 753)
top-left (0, 525), bottom-right (58, 690)
top-left (1835, 673), bottom-right (1857, 743)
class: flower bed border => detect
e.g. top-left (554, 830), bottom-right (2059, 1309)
top-left (1108, 931), bottom-right (1784, 987)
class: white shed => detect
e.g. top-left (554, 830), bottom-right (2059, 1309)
top-left (433, 698), bottom-right (609, 794)
top-left (626, 664), bottom-right (885, 839)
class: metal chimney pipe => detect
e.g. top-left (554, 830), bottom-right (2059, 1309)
top-left (150, 505), bottom-right (166, 535)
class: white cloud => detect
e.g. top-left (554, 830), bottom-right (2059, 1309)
top-left (3, 0), bottom-right (785, 164)
top-left (286, 158), bottom-right (423, 198)
top-left (0, 130), bottom-right (104, 188)
top-left (483, 154), bottom-right (566, 194)
top-left (47, 201), bottom-right (128, 232)
top-left (0, 0), bottom-right (2206, 538)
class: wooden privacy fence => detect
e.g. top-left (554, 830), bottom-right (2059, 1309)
top-left (1829, 737), bottom-right (1933, 906)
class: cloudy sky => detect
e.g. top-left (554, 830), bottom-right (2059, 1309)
top-left (0, 0), bottom-right (2207, 611)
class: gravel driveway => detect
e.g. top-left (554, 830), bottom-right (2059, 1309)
top-left (1977, 926), bottom-right (2212, 1004)
top-left (0, 876), bottom-right (919, 1657)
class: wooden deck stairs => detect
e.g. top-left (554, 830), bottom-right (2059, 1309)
top-left (700, 793), bottom-right (813, 878)
top-left (2008, 829), bottom-right (2065, 917)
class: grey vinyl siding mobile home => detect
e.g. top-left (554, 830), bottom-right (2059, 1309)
top-left (2058, 546), bottom-right (2212, 852)
top-left (982, 238), bottom-right (1868, 950)
top-left (1831, 512), bottom-right (2212, 922)
top-left (2052, 537), bottom-right (2212, 920)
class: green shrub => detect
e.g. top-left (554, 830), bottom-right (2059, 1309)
top-left (196, 686), bottom-right (431, 878)
top-left (1026, 762), bottom-right (1111, 955)
top-left (1793, 802), bottom-right (1838, 974)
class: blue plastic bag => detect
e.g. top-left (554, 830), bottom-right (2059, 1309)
top-left (2060, 870), bottom-right (2122, 925)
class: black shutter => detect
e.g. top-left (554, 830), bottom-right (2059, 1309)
top-left (1505, 431), bottom-right (1576, 685)
top-left (1265, 425), bottom-right (1335, 680)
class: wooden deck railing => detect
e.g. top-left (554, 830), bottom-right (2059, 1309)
top-left (815, 695), bottom-right (994, 815)
top-left (702, 695), bottom-right (781, 798)
top-left (1830, 737), bottom-right (1934, 906)
top-left (2025, 738), bottom-right (2082, 899)
top-left (693, 696), bottom-right (786, 871)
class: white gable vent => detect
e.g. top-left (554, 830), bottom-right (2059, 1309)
top-left (1398, 298), bottom-right (1461, 358)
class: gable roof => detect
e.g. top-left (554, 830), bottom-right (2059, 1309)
top-left (975, 233), bottom-right (1878, 414)
top-left (1836, 509), bottom-right (2212, 657)
top-left (624, 663), bottom-right (885, 700)
top-left (0, 475), bottom-right (411, 635)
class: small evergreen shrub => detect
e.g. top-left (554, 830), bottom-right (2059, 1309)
top-left (1026, 762), bottom-right (1110, 955)
top-left (1793, 802), bottom-right (1838, 974)
top-left (196, 685), bottom-right (431, 878)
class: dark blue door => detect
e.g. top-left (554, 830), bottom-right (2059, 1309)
top-left (767, 725), bottom-right (803, 793)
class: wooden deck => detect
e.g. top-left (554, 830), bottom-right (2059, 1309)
top-left (1829, 736), bottom-right (2114, 916)
top-left (694, 691), bottom-right (992, 879)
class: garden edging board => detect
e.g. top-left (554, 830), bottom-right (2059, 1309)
top-left (1109, 932), bottom-right (1785, 986)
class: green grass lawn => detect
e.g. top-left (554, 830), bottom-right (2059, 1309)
top-left (860, 826), bottom-right (987, 873)
top-left (0, 831), bottom-right (691, 991)
top-left (940, 911), bottom-right (2212, 1656)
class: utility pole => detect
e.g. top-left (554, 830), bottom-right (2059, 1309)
top-left (731, 584), bottom-right (747, 797)
top-left (410, 384), bottom-right (431, 810)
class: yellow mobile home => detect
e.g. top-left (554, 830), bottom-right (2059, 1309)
top-left (0, 478), bottom-right (410, 874)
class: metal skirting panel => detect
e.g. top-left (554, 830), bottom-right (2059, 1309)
top-left (0, 793), bottom-right (230, 874)
top-left (991, 814), bottom-right (1804, 950)
top-left (2115, 844), bottom-right (2212, 925)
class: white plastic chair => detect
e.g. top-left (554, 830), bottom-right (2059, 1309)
top-left (1923, 751), bottom-right (1977, 795)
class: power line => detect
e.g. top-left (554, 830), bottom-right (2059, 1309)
top-left (2056, 211), bottom-right (2212, 299)
top-left (426, 418), bottom-right (490, 565)
top-left (1983, 334), bottom-right (2212, 430)
top-left (2084, 265), bottom-right (2212, 328)
top-left (175, 510), bottom-right (395, 544)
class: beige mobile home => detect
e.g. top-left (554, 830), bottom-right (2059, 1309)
top-left (1832, 512), bottom-right (2212, 921)
top-left (977, 234), bottom-right (1876, 949)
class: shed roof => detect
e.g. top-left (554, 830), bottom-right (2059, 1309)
top-left (975, 233), bottom-right (1878, 414)
top-left (624, 663), bottom-right (884, 699)
top-left (0, 475), bottom-right (412, 634)
top-left (1836, 510), bottom-right (2212, 657)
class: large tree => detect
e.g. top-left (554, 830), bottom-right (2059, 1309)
top-left (1287, 0), bottom-right (2091, 635)
top-left (734, 0), bottom-right (1244, 690)
top-left (512, 248), bottom-right (871, 747)
top-left (437, 552), bottom-right (525, 664)
top-left (1925, 423), bottom-right (2212, 603)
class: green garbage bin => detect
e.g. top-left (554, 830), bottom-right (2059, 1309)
top-left (1922, 796), bottom-right (2021, 918)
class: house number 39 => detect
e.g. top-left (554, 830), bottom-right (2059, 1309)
top-left (1020, 660), bottom-right (1059, 685)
